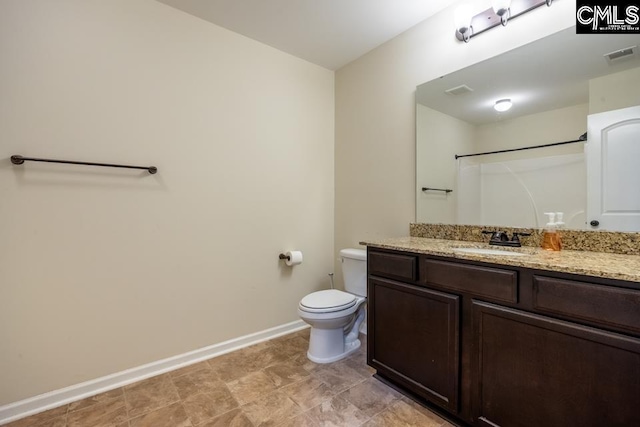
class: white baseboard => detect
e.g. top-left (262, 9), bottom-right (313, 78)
top-left (0, 320), bottom-right (308, 425)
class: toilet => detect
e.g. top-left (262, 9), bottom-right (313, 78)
top-left (298, 248), bottom-right (367, 363)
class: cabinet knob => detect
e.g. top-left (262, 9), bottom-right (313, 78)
top-left (590, 220), bottom-right (600, 227)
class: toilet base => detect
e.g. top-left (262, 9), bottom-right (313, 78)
top-left (307, 337), bottom-right (361, 364)
top-left (300, 297), bottom-right (367, 364)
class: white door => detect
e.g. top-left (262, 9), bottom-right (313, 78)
top-left (587, 106), bottom-right (640, 231)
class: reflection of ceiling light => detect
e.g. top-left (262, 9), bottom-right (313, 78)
top-left (494, 99), bottom-right (512, 112)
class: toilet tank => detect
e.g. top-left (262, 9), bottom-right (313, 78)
top-left (340, 248), bottom-right (367, 297)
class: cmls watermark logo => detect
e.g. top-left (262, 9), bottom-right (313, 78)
top-left (576, 1), bottom-right (640, 33)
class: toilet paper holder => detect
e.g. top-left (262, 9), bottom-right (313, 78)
top-left (279, 250), bottom-right (303, 266)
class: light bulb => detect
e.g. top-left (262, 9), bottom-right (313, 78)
top-left (491, 0), bottom-right (512, 25)
top-left (494, 99), bottom-right (513, 112)
top-left (454, 4), bottom-right (473, 33)
top-left (454, 4), bottom-right (473, 42)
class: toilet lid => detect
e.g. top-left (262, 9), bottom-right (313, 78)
top-left (300, 289), bottom-right (357, 313)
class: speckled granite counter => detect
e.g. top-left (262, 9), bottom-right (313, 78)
top-left (410, 223), bottom-right (640, 255)
top-left (360, 236), bottom-right (640, 283)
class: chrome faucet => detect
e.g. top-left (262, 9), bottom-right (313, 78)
top-left (482, 230), bottom-right (531, 247)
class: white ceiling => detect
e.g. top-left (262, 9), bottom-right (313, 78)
top-left (156, 0), bottom-right (459, 70)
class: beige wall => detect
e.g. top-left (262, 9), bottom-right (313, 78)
top-left (0, 0), bottom-right (334, 405)
top-left (474, 103), bottom-right (588, 162)
top-left (589, 66), bottom-right (640, 114)
top-left (334, 0), bottom-right (576, 286)
top-left (416, 105), bottom-right (474, 223)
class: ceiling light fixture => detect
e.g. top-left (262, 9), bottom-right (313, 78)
top-left (455, 0), bottom-right (553, 43)
top-left (494, 99), bottom-right (513, 112)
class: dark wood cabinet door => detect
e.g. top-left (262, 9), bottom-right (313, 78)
top-left (472, 301), bottom-right (640, 427)
top-left (368, 277), bottom-right (460, 412)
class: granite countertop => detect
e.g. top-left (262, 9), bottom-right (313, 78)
top-left (360, 236), bottom-right (640, 283)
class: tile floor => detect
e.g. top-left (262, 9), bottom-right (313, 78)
top-left (7, 329), bottom-right (455, 427)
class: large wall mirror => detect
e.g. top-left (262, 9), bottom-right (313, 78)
top-left (416, 27), bottom-right (640, 232)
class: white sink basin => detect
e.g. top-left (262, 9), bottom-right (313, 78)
top-left (452, 247), bottom-right (528, 257)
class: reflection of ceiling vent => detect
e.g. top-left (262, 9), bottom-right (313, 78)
top-left (604, 46), bottom-right (637, 64)
top-left (445, 84), bottom-right (474, 95)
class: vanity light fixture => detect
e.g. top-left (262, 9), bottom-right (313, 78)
top-left (455, 0), bottom-right (553, 43)
top-left (494, 99), bottom-right (513, 112)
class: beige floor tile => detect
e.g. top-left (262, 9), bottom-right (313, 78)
top-left (196, 408), bottom-right (253, 427)
top-left (341, 352), bottom-right (376, 378)
top-left (339, 377), bottom-right (403, 418)
top-left (181, 387), bottom-right (239, 425)
top-left (291, 327), bottom-right (310, 341)
top-left (128, 402), bottom-right (191, 427)
top-left (248, 345), bottom-right (293, 370)
top-left (169, 361), bottom-right (212, 379)
top-left (124, 374), bottom-right (180, 418)
top-left (277, 412), bottom-right (319, 427)
top-left (306, 395), bottom-right (370, 427)
top-left (227, 371), bottom-right (278, 405)
top-left (5, 414), bottom-right (67, 427)
top-left (401, 397), bottom-right (449, 425)
top-left (68, 389), bottom-right (124, 413)
top-left (39, 418), bottom-right (68, 427)
top-left (263, 362), bottom-right (310, 388)
top-left (5, 406), bottom-right (69, 427)
top-left (172, 368), bottom-right (222, 400)
top-left (288, 352), bottom-right (322, 372)
top-left (67, 397), bottom-right (128, 427)
top-left (242, 390), bottom-right (301, 427)
top-left (266, 333), bottom-right (311, 362)
top-left (363, 399), bottom-right (444, 427)
top-left (207, 344), bottom-right (268, 383)
top-left (312, 362), bottom-right (367, 394)
top-left (277, 336), bottom-right (312, 359)
top-left (280, 376), bottom-right (336, 411)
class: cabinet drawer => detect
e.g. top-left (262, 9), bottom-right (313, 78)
top-left (533, 275), bottom-right (640, 335)
top-left (368, 251), bottom-right (418, 281)
top-left (423, 259), bottom-right (518, 303)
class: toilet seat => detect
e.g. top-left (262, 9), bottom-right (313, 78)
top-left (299, 289), bottom-right (356, 313)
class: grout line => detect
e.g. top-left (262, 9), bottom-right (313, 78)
top-left (121, 386), bottom-right (131, 423)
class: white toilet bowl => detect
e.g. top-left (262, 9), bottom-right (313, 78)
top-left (298, 248), bottom-right (367, 364)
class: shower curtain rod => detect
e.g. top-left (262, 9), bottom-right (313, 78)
top-left (454, 132), bottom-right (587, 160)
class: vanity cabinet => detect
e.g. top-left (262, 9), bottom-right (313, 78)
top-left (366, 247), bottom-right (640, 427)
top-left (472, 301), bottom-right (640, 427)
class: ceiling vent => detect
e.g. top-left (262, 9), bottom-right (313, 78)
top-left (445, 84), bottom-right (474, 96)
top-left (604, 46), bottom-right (637, 64)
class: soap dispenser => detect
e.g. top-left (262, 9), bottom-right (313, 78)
top-left (554, 212), bottom-right (564, 250)
top-left (542, 212), bottom-right (562, 251)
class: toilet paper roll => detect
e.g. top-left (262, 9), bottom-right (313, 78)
top-left (285, 250), bottom-right (303, 266)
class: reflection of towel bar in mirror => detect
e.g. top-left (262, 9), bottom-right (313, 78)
top-left (422, 187), bottom-right (453, 193)
top-left (10, 155), bottom-right (158, 174)
top-left (455, 133), bottom-right (587, 159)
